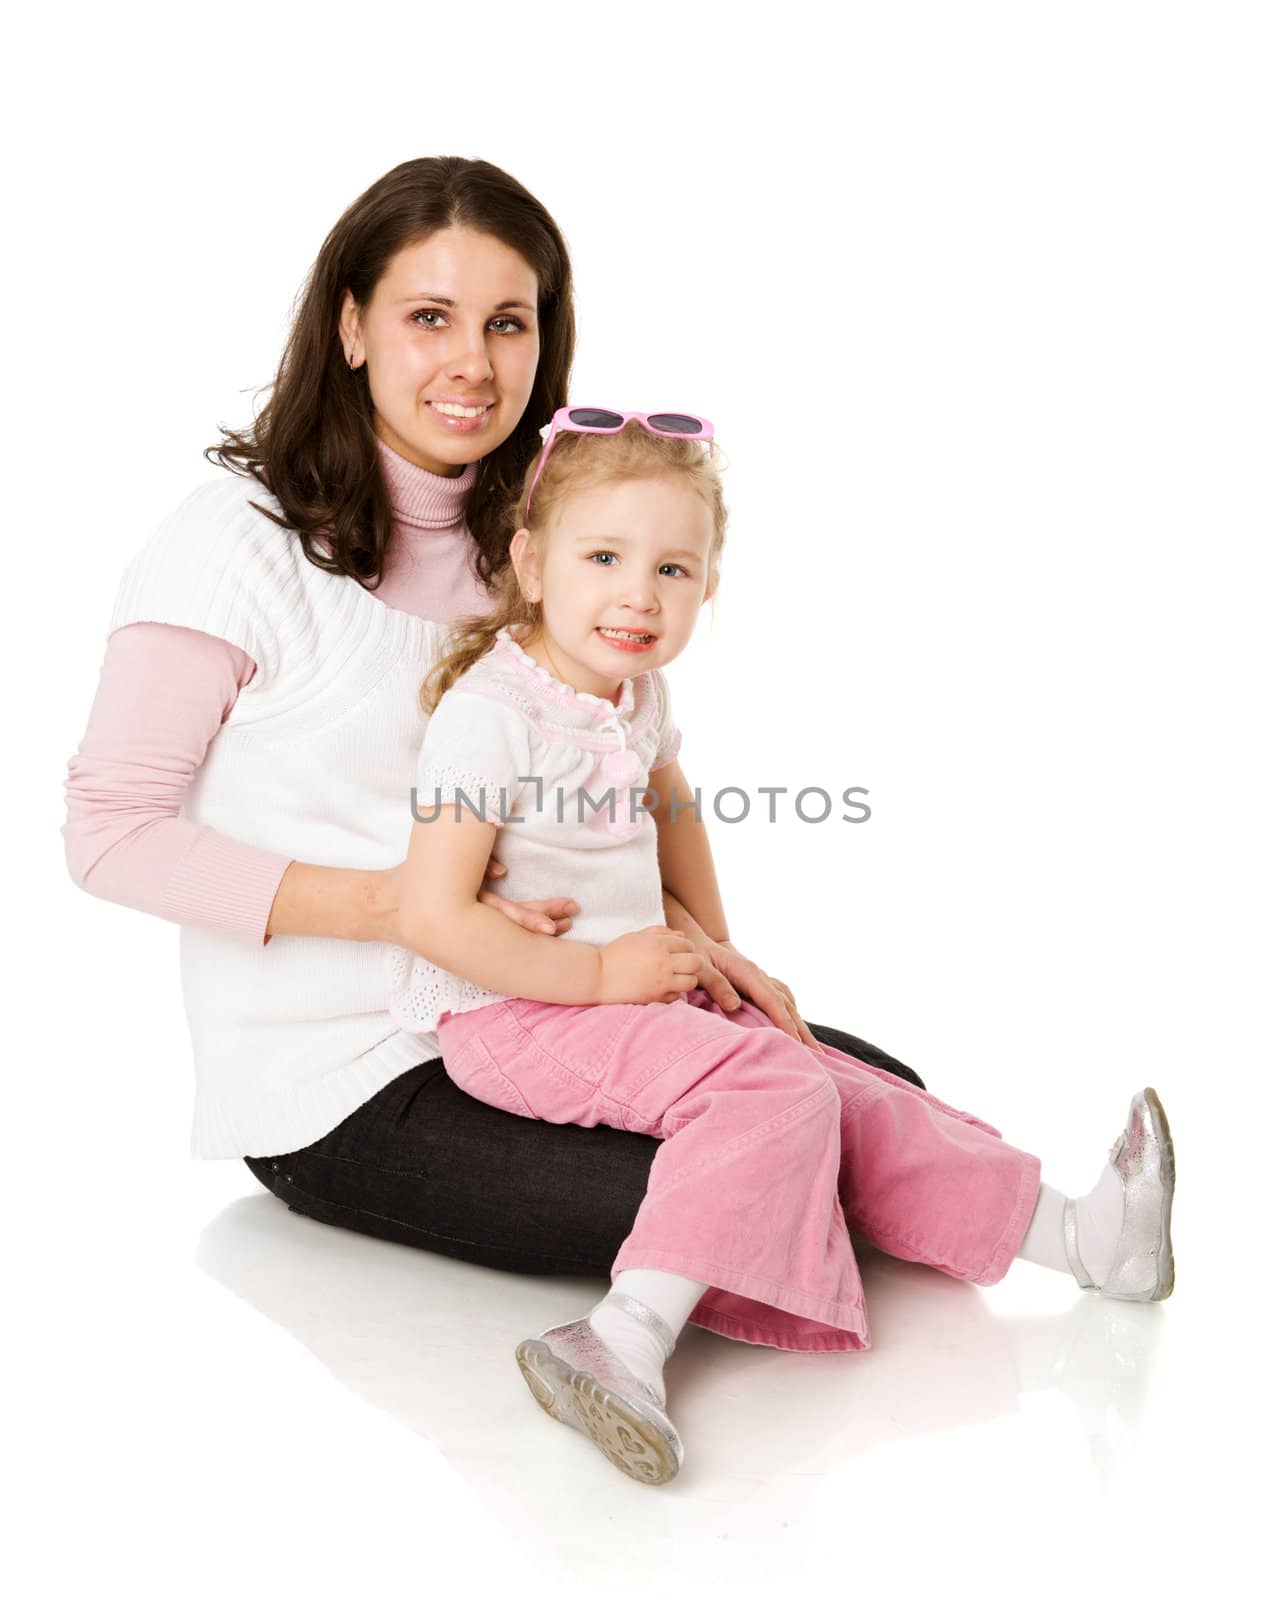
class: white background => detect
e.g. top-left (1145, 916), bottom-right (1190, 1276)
top-left (10, 2), bottom-right (1271, 1595)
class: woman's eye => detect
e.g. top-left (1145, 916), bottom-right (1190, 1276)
top-left (410, 310), bottom-right (527, 334)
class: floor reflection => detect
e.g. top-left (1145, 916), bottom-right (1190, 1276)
top-left (196, 1193), bottom-right (1165, 1503)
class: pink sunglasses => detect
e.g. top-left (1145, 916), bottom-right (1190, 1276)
top-left (525, 406), bottom-right (716, 515)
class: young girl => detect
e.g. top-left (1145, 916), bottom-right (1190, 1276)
top-left (384, 409), bottom-right (1177, 1488)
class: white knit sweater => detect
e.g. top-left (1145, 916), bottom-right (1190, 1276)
top-left (108, 470), bottom-right (486, 1158)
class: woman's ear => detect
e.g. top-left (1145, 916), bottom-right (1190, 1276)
top-left (509, 528), bottom-right (542, 602)
top-left (339, 290), bottom-right (363, 369)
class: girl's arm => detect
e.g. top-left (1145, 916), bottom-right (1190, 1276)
top-left (650, 759), bottom-right (825, 1051)
top-left (401, 806), bottom-right (604, 1004)
top-left (648, 757), bottom-right (731, 944)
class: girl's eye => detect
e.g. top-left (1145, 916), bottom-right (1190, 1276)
top-left (587, 552), bottom-right (688, 578)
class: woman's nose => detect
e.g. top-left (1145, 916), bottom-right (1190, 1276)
top-left (446, 326), bottom-right (495, 384)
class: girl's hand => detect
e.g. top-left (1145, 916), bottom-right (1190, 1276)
top-left (478, 854), bottom-right (579, 936)
top-left (599, 927), bottom-right (702, 1005)
top-left (378, 854), bottom-right (578, 944)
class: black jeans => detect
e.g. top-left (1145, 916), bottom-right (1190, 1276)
top-left (244, 1018), bottom-right (925, 1277)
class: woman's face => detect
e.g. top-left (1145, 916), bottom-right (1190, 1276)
top-left (340, 227), bottom-right (541, 477)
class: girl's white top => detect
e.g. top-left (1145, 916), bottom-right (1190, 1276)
top-left (385, 626), bottom-right (682, 1035)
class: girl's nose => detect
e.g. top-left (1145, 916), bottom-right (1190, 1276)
top-left (622, 581), bottom-right (658, 611)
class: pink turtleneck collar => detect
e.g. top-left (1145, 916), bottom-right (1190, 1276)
top-left (366, 437), bottom-right (496, 624)
top-left (374, 435), bottom-right (477, 528)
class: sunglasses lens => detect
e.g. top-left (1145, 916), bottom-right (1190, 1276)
top-left (647, 413), bottom-right (703, 435)
top-left (568, 408), bottom-right (625, 429)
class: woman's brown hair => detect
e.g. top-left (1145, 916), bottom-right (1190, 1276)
top-left (420, 423), bottom-right (728, 713)
top-left (205, 156), bottom-right (575, 590)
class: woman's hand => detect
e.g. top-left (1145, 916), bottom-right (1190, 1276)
top-left (478, 855), bottom-right (579, 936)
top-left (713, 942), bottom-right (826, 1052)
top-left (377, 853), bottom-right (578, 945)
top-left (661, 891), bottom-right (826, 1053)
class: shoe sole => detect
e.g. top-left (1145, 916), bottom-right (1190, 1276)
top-left (515, 1339), bottom-right (682, 1486)
top-left (1143, 1085), bottom-right (1176, 1301)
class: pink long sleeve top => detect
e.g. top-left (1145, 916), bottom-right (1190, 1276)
top-left (63, 439), bottom-right (493, 946)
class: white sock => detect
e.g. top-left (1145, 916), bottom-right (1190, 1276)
top-left (586, 1269), bottom-right (708, 1406)
top-left (1016, 1166), bottom-right (1125, 1286)
top-left (1016, 1182), bottom-right (1070, 1272)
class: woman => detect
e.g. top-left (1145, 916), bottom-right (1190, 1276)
top-left (61, 155), bottom-right (926, 1279)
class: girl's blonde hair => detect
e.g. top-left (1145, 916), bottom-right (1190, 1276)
top-left (418, 421), bottom-right (727, 713)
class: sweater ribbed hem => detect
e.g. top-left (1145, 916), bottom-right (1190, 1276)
top-left (191, 1028), bottom-right (440, 1159)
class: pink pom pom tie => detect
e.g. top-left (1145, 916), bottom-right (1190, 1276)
top-left (587, 717), bottom-right (649, 840)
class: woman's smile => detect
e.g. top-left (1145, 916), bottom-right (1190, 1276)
top-left (425, 398), bottom-right (497, 434)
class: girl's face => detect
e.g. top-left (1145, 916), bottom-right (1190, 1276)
top-left (340, 227), bottom-right (541, 477)
top-left (510, 475), bottom-right (718, 702)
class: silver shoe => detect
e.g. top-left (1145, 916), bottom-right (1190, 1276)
top-left (1063, 1086), bottom-right (1176, 1301)
top-left (514, 1292), bottom-right (684, 1486)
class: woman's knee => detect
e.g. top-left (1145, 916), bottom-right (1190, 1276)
top-left (805, 1020), bottom-right (926, 1090)
top-left (243, 1153), bottom-right (290, 1201)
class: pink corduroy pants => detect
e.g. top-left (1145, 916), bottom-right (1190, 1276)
top-left (435, 988), bottom-right (1043, 1352)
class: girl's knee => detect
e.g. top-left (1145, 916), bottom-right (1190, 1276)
top-left (744, 1031), bottom-right (841, 1108)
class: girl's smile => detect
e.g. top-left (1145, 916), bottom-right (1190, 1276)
top-left (595, 626), bottom-right (659, 654)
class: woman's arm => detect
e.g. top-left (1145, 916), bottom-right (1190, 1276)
top-left (63, 621), bottom-right (407, 945)
top-left (63, 622), bottom-right (295, 944)
top-left (264, 860), bottom-right (401, 942)
top-left (64, 623), bottom-right (578, 948)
